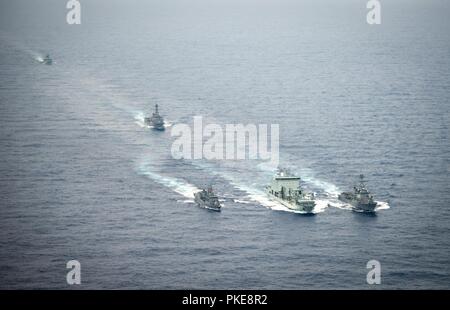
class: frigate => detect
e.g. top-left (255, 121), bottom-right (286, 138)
top-left (266, 168), bottom-right (316, 213)
top-left (338, 174), bottom-right (377, 212)
top-left (42, 54), bottom-right (52, 65)
top-left (194, 186), bottom-right (222, 212)
top-left (145, 104), bottom-right (165, 130)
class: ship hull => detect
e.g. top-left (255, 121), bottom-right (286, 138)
top-left (267, 193), bottom-right (315, 213)
top-left (194, 195), bottom-right (221, 212)
top-left (338, 194), bottom-right (377, 212)
top-left (144, 118), bottom-right (165, 131)
top-left (151, 125), bottom-right (165, 131)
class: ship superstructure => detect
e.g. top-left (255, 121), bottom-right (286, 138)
top-left (194, 186), bottom-right (222, 212)
top-left (338, 174), bottom-right (377, 212)
top-left (266, 168), bottom-right (315, 213)
top-left (145, 104), bottom-right (165, 130)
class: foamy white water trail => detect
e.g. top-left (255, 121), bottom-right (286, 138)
top-left (233, 199), bottom-right (252, 204)
top-left (134, 112), bottom-right (147, 128)
top-left (327, 200), bottom-right (391, 212)
top-left (137, 163), bottom-right (200, 199)
top-left (192, 161), bottom-right (328, 214)
top-left (0, 32), bottom-right (45, 63)
top-left (327, 200), bottom-right (353, 211)
top-left (177, 199), bottom-right (195, 204)
top-left (300, 174), bottom-right (341, 197)
top-left (72, 71), bottom-right (384, 215)
top-left (75, 77), bottom-right (143, 116)
top-left (375, 201), bottom-right (390, 211)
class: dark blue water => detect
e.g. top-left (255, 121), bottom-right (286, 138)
top-left (0, 0), bottom-right (449, 289)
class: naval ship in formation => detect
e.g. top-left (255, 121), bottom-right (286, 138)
top-left (266, 168), bottom-right (316, 213)
top-left (145, 104), bottom-right (165, 130)
top-left (338, 174), bottom-right (377, 212)
top-left (41, 54), bottom-right (52, 65)
top-left (191, 172), bottom-right (378, 214)
top-left (143, 105), bottom-right (380, 214)
top-left (194, 186), bottom-right (222, 212)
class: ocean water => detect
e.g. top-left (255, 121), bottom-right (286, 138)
top-left (0, 0), bottom-right (449, 289)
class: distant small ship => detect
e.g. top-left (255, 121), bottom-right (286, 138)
top-left (338, 174), bottom-right (377, 212)
top-left (42, 54), bottom-right (52, 65)
top-left (266, 168), bottom-right (316, 213)
top-left (194, 186), bottom-right (222, 212)
top-left (145, 104), bottom-right (165, 130)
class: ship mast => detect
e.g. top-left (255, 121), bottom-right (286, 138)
top-left (358, 174), bottom-right (368, 191)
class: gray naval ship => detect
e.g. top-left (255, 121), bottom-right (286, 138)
top-left (194, 186), bottom-right (222, 212)
top-left (338, 174), bottom-right (377, 212)
top-left (42, 54), bottom-right (52, 65)
top-left (145, 104), bottom-right (165, 130)
top-left (266, 168), bottom-right (316, 213)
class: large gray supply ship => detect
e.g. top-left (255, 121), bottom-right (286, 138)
top-left (266, 168), bottom-right (316, 213)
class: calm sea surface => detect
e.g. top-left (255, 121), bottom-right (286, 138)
top-left (0, 0), bottom-right (449, 289)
